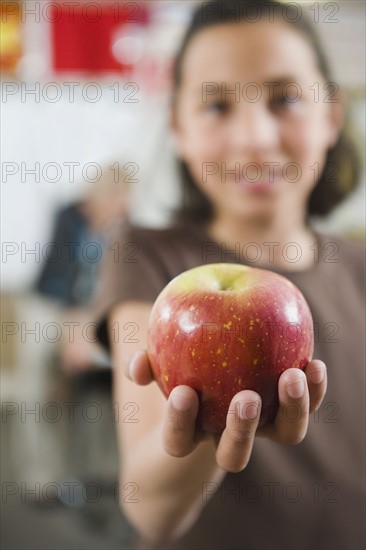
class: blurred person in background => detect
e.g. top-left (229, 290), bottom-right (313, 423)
top-left (34, 165), bottom-right (132, 502)
top-left (94, 1), bottom-right (364, 549)
top-left (36, 166), bottom-right (131, 372)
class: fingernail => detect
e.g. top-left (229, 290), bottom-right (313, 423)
top-left (310, 366), bottom-right (325, 384)
top-left (238, 401), bottom-right (259, 420)
top-left (128, 358), bottom-right (138, 382)
top-left (287, 379), bottom-right (305, 399)
top-left (170, 389), bottom-right (191, 411)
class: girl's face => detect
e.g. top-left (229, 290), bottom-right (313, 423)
top-left (172, 21), bottom-right (342, 224)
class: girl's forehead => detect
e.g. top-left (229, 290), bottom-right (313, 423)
top-left (181, 21), bottom-right (319, 83)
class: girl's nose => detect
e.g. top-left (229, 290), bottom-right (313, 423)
top-left (229, 104), bottom-right (280, 154)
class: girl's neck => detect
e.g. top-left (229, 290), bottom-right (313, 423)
top-left (205, 210), bottom-right (317, 272)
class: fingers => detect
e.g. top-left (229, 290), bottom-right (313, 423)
top-left (127, 350), bottom-right (155, 385)
top-left (216, 391), bottom-right (261, 473)
top-left (304, 360), bottom-right (327, 413)
top-left (259, 368), bottom-right (309, 445)
top-left (162, 386), bottom-right (200, 457)
top-left (126, 354), bottom-right (326, 465)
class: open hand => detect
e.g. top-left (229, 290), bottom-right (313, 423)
top-left (125, 351), bottom-right (327, 473)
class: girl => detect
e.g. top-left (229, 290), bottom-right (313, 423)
top-left (95, 1), bottom-right (364, 548)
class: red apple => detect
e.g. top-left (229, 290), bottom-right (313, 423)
top-left (147, 263), bottom-right (314, 433)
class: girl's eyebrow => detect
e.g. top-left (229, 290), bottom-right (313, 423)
top-left (197, 76), bottom-right (304, 100)
top-left (262, 77), bottom-right (304, 88)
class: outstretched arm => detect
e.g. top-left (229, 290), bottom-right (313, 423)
top-left (111, 301), bottom-right (327, 544)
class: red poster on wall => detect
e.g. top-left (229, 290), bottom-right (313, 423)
top-left (50, 2), bottom-right (150, 75)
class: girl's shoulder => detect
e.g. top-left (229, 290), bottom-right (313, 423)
top-left (123, 223), bottom-right (197, 243)
top-left (317, 231), bottom-right (365, 290)
top-left (318, 231), bottom-right (365, 264)
top-left (119, 223), bottom-right (210, 279)
top-left (120, 223), bottom-right (204, 259)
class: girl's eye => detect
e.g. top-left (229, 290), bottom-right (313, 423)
top-left (205, 101), bottom-right (230, 114)
top-left (270, 94), bottom-right (297, 111)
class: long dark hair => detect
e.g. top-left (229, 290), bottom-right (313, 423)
top-left (171, 0), bottom-right (361, 224)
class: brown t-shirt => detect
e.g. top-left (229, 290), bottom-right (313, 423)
top-left (95, 223), bottom-right (365, 550)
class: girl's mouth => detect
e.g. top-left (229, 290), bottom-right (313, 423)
top-left (230, 176), bottom-right (283, 193)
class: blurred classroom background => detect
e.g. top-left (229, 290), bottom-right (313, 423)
top-left (1, 1), bottom-right (365, 549)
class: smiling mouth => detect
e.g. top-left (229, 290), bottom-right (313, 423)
top-left (231, 177), bottom-right (282, 192)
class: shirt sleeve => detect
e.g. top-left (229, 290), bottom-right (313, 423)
top-left (92, 225), bottom-right (169, 351)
